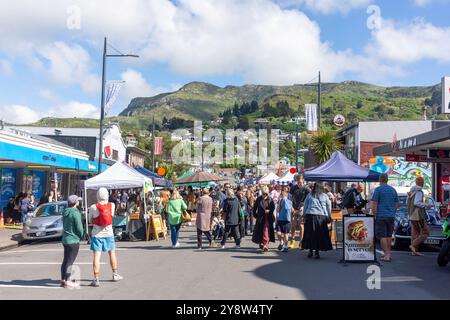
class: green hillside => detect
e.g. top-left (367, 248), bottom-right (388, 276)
top-left (25, 80), bottom-right (446, 132)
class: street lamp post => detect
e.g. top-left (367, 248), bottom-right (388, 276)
top-left (295, 117), bottom-right (299, 172)
top-left (97, 37), bottom-right (139, 174)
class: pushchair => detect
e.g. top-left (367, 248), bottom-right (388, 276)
top-left (212, 216), bottom-right (224, 240)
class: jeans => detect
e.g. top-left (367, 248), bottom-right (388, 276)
top-left (21, 209), bottom-right (28, 224)
top-left (197, 228), bottom-right (212, 248)
top-left (61, 243), bottom-right (80, 281)
top-left (221, 225), bottom-right (241, 246)
top-left (170, 224), bottom-right (182, 246)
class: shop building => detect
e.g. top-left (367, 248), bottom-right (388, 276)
top-left (4, 123), bottom-right (127, 165)
top-left (0, 127), bottom-right (104, 209)
top-left (126, 146), bottom-right (148, 168)
top-left (335, 121), bottom-right (450, 193)
top-left (373, 123), bottom-right (450, 203)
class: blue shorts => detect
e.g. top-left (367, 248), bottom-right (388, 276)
top-left (276, 220), bottom-right (292, 234)
top-left (90, 236), bottom-right (115, 252)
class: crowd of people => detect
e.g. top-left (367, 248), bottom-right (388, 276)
top-left (47, 171), bottom-right (434, 289)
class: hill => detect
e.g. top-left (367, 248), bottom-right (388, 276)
top-left (24, 80), bottom-right (445, 132)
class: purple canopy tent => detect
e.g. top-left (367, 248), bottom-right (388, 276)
top-left (302, 151), bottom-right (381, 182)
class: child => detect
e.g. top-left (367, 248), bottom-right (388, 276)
top-left (276, 190), bottom-right (294, 252)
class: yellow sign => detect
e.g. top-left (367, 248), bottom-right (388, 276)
top-left (146, 214), bottom-right (166, 241)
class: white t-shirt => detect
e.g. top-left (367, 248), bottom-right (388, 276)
top-left (89, 201), bottom-right (115, 238)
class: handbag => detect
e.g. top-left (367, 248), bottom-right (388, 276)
top-left (181, 210), bottom-right (191, 223)
top-left (318, 196), bottom-right (332, 224)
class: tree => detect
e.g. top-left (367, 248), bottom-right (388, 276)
top-left (310, 130), bottom-right (342, 163)
top-left (356, 101), bottom-right (363, 109)
top-left (238, 116), bottom-right (250, 130)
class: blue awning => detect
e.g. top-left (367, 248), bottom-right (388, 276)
top-left (134, 166), bottom-right (173, 187)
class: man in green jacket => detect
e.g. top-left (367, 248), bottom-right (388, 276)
top-left (61, 195), bottom-right (84, 289)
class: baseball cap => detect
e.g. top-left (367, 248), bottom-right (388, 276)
top-left (68, 195), bottom-right (80, 206)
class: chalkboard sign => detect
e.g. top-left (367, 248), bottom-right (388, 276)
top-left (334, 220), bottom-right (343, 244)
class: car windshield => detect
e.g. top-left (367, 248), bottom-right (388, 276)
top-left (34, 203), bottom-right (67, 217)
top-left (398, 196), bottom-right (407, 208)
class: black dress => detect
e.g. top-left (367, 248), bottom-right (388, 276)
top-left (301, 194), bottom-right (333, 252)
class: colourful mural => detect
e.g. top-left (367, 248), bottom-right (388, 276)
top-left (367, 156), bottom-right (432, 193)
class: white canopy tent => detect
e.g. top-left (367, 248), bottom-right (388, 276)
top-left (273, 169), bottom-right (296, 186)
top-left (84, 161), bottom-right (154, 239)
top-left (258, 172), bottom-right (279, 185)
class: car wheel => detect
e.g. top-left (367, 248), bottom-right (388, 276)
top-left (437, 240), bottom-right (450, 267)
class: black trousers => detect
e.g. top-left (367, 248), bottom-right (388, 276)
top-left (197, 228), bottom-right (212, 248)
top-left (61, 243), bottom-right (80, 281)
top-left (221, 225), bottom-right (241, 246)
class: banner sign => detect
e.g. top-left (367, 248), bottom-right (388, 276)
top-left (154, 137), bottom-right (163, 155)
top-left (305, 104), bottom-right (318, 132)
top-left (1, 168), bottom-right (16, 210)
top-left (442, 77), bottom-right (450, 114)
top-left (104, 80), bottom-right (124, 116)
top-left (405, 154), bottom-right (427, 162)
top-left (343, 215), bottom-right (375, 262)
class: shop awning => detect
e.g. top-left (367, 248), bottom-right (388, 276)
top-left (303, 151), bottom-right (381, 182)
top-left (134, 166), bottom-right (172, 187)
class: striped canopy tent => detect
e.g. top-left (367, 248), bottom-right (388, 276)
top-left (272, 169), bottom-right (296, 186)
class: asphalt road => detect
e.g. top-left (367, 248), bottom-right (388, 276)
top-left (0, 227), bottom-right (449, 300)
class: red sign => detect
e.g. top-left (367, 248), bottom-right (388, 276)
top-left (104, 146), bottom-right (112, 158)
top-left (405, 154), bottom-right (425, 162)
top-left (154, 137), bottom-right (163, 155)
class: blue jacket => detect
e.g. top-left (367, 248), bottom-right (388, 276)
top-left (303, 193), bottom-right (331, 216)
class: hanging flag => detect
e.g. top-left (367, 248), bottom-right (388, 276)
top-left (305, 104), bottom-right (318, 131)
top-left (104, 80), bottom-right (125, 116)
top-left (154, 137), bottom-right (163, 155)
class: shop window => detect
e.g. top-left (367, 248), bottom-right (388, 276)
top-left (113, 149), bottom-right (119, 160)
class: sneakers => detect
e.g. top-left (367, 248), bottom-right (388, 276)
top-left (112, 273), bottom-right (123, 282)
top-left (298, 241), bottom-right (303, 250)
top-left (277, 244), bottom-right (283, 251)
top-left (172, 242), bottom-right (180, 248)
top-left (282, 246), bottom-right (289, 252)
top-left (221, 245), bottom-right (225, 249)
top-left (91, 278), bottom-right (100, 287)
top-left (289, 240), bottom-right (295, 249)
top-left (235, 244), bottom-right (241, 248)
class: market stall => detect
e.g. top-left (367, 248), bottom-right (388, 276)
top-left (272, 170), bottom-right (296, 186)
top-left (258, 172), bottom-right (279, 185)
top-left (302, 151), bottom-right (381, 264)
top-left (84, 161), bottom-right (154, 241)
top-left (134, 166), bottom-right (173, 188)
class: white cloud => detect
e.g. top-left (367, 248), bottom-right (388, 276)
top-left (120, 69), bottom-right (169, 99)
top-left (0, 105), bottom-right (41, 124)
top-left (414, 0), bottom-right (433, 7)
top-left (38, 89), bottom-right (59, 102)
top-left (0, 101), bottom-right (99, 124)
top-left (367, 18), bottom-right (450, 64)
top-left (36, 42), bottom-right (100, 95)
top-left (276, 0), bottom-right (370, 14)
top-left (0, 59), bottom-right (13, 76)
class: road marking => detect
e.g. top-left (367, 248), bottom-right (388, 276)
top-left (0, 285), bottom-right (61, 289)
top-left (0, 248), bottom-right (130, 254)
top-left (0, 262), bottom-right (104, 265)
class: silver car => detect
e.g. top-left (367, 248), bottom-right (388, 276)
top-left (22, 201), bottom-right (68, 241)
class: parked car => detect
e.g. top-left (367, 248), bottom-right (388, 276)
top-left (22, 201), bottom-right (86, 241)
top-left (392, 194), bottom-right (446, 249)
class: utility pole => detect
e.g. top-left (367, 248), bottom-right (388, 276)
top-left (98, 37), bottom-right (107, 174)
top-left (97, 37), bottom-right (139, 174)
top-left (318, 71), bottom-right (321, 129)
top-left (152, 115), bottom-right (155, 172)
top-left (295, 117), bottom-right (299, 172)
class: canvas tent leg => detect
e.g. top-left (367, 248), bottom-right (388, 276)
top-left (143, 185), bottom-right (148, 241)
top-left (84, 187), bottom-right (89, 242)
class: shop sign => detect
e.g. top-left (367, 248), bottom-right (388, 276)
top-left (427, 149), bottom-right (450, 159)
top-left (343, 215), bottom-right (375, 262)
top-left (405, 154), bottom-right (427, 162)
top-left (398, 138), bottom-right (417, 150)
top-left (42, 155), bottom-right (56, 162)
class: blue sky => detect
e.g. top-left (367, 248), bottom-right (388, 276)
top-left (0, 0), bottom-right (449, 124)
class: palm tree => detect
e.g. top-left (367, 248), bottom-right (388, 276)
top-left (310, 130), bottom-right (342, 163)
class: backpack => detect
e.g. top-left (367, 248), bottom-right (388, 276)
top-left (342, 189), bottom-right (356, 208)
top-left (406, 190), bottom-right (425, 221)
top-left (93, 203), bottom-right (113, 226)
